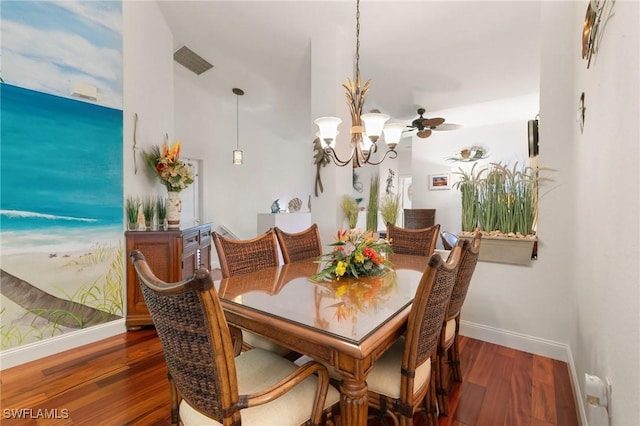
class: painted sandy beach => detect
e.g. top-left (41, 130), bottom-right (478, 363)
top-left (0, 226), bottom-right (124, 350)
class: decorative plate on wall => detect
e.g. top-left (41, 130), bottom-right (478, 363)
top-left (446, 145), bottom-right (489, 163)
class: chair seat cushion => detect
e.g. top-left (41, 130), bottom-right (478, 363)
top-left (180, 348), bottom-right (340, 426)
top-left (443, 318), bottom-right (456, 348)
top-left (366, 337), bottom-right (431, 399)
top-left (243, 331), bottom-right (291, 356)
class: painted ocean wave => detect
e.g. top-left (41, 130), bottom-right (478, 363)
top-left (1, 224), bottom-right (122, 255)
top-left (1, 209), bottom-right (98, 223)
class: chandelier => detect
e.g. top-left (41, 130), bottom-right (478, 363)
top-left (314, 0), bottom-right (405, 168)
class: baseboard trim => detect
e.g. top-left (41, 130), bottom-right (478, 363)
top-left (0, 319), bottom-right (126, 370)
top-left (460, 320), bottom-right (586, 425)
top-left (459, 320), bottom-right (568, 360)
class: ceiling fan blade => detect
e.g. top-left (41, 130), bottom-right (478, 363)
top-left (422, 117), bottom-right (446, 127)
top-left (417, 129), bottom-right (432, 138)
top-left (433, 123), bottom-right (463, 131)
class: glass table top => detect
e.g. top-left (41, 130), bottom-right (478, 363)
top-left (215, 254), bottom-right (430, 344)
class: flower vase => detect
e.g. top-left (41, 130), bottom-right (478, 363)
top-left (166, 192), bottom-right (181, 229)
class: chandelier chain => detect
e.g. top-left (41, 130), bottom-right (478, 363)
top-left (355, 0), bottom-right (360, 85)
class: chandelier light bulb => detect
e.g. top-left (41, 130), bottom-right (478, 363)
top-left (314, 117), bottom-right (342, 149)
top-left (361, 112), bottom-right (390, 143)
top-left (382, 122), bottom-right (405, 149)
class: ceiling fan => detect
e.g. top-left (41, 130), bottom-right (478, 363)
top-left (405, 108), bottom-right (461, 138)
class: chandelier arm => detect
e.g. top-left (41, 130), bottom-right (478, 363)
top-left (361, 140), bottom-right (377, 164)
top-left (324, 146), bottom-right (356, 167)
top-left (362, 149), bottom-right (398, 166)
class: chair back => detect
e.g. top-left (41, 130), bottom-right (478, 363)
top-left (403, 208), bottom-right (435, 229)
top-left (130, 250), bottom-right (240, 424)
top-left (275, 224), bottom-right (322, 264)
top-left (387, 223), bottom-right (440, 256)
top-left (445, 232), bottom-right (481, 321)
top-left (213, 229), bottom-right (280, 278)
top-left (401, 243), bottom-right (464, 394)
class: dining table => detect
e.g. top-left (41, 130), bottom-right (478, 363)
top-left (214, 252), bottom-right (447, 426)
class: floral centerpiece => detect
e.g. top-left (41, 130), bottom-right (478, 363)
top-left (310, 228), bottom-right (393, 281)
top-left (142, 141), bottom-right (194, 192)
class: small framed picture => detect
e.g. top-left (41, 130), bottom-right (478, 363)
top-left (429, 173), bottom-right (451, 190)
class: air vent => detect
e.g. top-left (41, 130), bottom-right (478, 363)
top-left (173, 46), bottom-right (213, 75)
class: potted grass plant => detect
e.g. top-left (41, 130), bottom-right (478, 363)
top-left (142, 197), bottom-right (155, 231)
top-left (453, 162), bottom-right (553, 265)
top-left (156, 196), bottom-right (167, 230)
top-left (380, 192), bottom-right (400, 226)
top-left (125, 196), bottom-right (140, 231)
top-left (340, 195), bottom-right (359, 229)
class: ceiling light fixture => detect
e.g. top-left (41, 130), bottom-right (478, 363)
top-left (232, 88), bottom-right (244, 165)
top-left (314, 0), bottom-right (404, 168)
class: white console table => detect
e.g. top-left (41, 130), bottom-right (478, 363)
top-left (257, 212), bottom-right (312, 235)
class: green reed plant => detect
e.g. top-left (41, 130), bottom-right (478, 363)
top-left (453, 162), bottom-right (553, 236)
top-left (366, 174), bottom-right (380, 232)
top-left (452, 163), bottom-right (485, 232)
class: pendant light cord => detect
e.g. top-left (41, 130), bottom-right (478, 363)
top-left (236, 93), bottom-right (239, 149)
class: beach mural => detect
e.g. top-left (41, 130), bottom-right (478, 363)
top-left (0, 1), bottom-right (123, 350)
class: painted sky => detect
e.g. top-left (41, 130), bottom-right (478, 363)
top-left (1, 0), bottom-right (122, 108)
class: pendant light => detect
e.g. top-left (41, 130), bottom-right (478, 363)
top-left (232, 88), bottom-right (244, 165)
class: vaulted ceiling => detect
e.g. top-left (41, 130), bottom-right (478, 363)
top-left (159, 1), bottom-right (541, 136)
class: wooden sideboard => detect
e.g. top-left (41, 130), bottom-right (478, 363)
top-left (125, 224), bottom-right (212, 330)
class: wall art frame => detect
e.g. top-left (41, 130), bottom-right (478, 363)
top-left (429, 173), bottom-right (451, 190)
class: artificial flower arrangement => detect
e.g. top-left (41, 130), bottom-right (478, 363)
top-left (310, 228), bottom-right (395, 322)
top-left (310, 228), bottom-right (394, 281)
top-left (142, 141), bottom-right (194, 192)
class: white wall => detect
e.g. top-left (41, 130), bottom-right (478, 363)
top-left (174, 67), bottom-right (314, 240)
top-left (123, 1), bottom-right (175, 198)
top-left (563, 1), bottom-right (639, 424)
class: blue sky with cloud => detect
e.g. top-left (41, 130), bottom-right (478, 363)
top-left (1, 1), bottom-right (122, 108)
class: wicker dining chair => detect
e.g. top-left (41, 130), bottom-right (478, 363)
top-left (212, 229), bottom-right (290, 355)
top-left (365, 241), bottom-right (466, 426)
top-left (130, 250), bottom-right (339, 426)
top-left (274, 224), bottom-right (323, 264)
top-left (436, 232), bottom-right (482, 416)
top-left (386, 223), bottom-right (441, 257)
top-left (403, 208), bottom-right (435, 229)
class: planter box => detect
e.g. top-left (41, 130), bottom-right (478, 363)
top-left (458, 234), bottom-right (536, 266)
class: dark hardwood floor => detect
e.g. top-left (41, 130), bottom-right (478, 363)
top-left (0, 328), bottom-right (578, 426)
